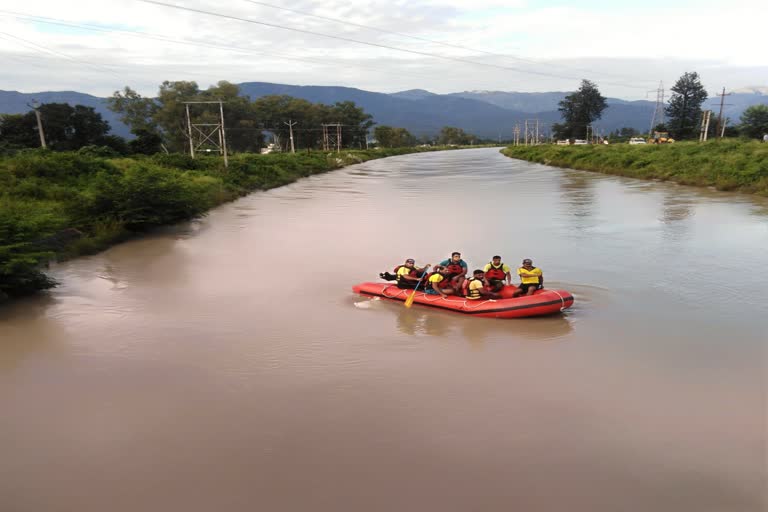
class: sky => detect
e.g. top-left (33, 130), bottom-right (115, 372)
top-left (0, 0), bottom-right (766, 100)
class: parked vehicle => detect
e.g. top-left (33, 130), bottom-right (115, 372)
top-left (628, 137), bottom-right (647, 145)
top-left (649, 131), bottom-right (675, 144)
top-left (573, 139), bottom-right (588, 145)
top-left (556, 140), bottom-right (569, 145)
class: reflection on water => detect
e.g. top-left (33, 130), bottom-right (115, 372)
top-left (660, 192), bottom-right (695, 224)
top-left (1, 148), bottom-right (767, 512)
top-left (387, 301), bottom-right (574, 344)
top-left (559, 170), bottom-right (597, 218)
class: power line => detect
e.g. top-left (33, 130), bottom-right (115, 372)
top-left (0, 31), bottom-right (122, 78)
top-left (239, 0), bottom-right (653, 84)
top-left (136, 0), bottom-right (650, 89)
top-left (0, 50), bottom-right (54, 71)
top-left (241, 0), bottom-right (503, 55)
top-left (0, 10), bottom-right (496, 86)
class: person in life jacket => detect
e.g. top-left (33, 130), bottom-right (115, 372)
top-left (424, 266), bottom-right (457, 297)
top-left (394, 258), bottom-right (430, 289)
top-left (463, 269), bottom-right (501, 300)
top-left (512, 258), bottom-right (544, 297)
top-left (438, 251), bottom-right (468, 292)
top-left (482, 255), bottom-right (511, 292)
top-left (379, 258), bottom-right (428, 283)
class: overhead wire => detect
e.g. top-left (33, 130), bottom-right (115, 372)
top-left (239, 0), bottom-right (654, 84)
top-left (0, 10), bottom-right (503, 87)
top-left (0, 30), bottom-right (123, 78)
top-left (136, 0), bottom-right (651, 89)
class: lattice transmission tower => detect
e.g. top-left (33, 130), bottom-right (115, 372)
top-left (649, 81), bottom-right (665, 135)
top-left (322, 123), bottom-right (342, 152)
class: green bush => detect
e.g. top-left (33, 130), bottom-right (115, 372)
top-left (0, 146), bottom-right (449, 300)
top-left (78, 145), bottom-right (122, 158)
top-left (77, 163), bottom-right (219, 229)
top-left (502, 140), bottom-right (768, 196)
top-left (0, 198), bottom-right (62, 299)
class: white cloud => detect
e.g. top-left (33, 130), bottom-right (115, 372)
top-left (0, 0), bottom-right (765, 99)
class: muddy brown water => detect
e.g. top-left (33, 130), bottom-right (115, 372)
top-left (1, 148), bottom-right (767, 511)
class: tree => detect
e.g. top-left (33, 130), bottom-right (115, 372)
top-left (325, 101), bottom-right (375, 149)
top-left (109, 81), bottom-right (262, 153)
top-left (373, 126), bottom-right (415, 147)
top-left (129, 128), bottom-right (164, 155)
top-left (69, 105), bottom-right (111, 149)
top-left (438, 126), bottom-right (473, 145)
top-left (252, 95), bottom-right (374, 150)
top-left (93, 135), bottom-right (130, 155)
top-left (739, 104), bottom-right (768, 139)
top-left (252, 95), bottom-right (317, 150)
top-left (107, 86), bottom-right (159, 134)
top-left (0, 114), bottom-right (38, 148)
top-left (618, 127), bottom-right (638, 137)
top-left (553, 79), bottom-right (607, 139)
top-left (0, 103), bottom-right (111, 150)
top-left (110, 80), bottom-right (376, 153)
top-left (665, 72), bottom-right (707, 140)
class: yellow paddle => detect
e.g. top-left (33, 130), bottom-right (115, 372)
top-left (405, 265), bottom-right (431, 308)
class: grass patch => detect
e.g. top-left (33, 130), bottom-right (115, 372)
top-left (501, 140), bottom-right (768, 196)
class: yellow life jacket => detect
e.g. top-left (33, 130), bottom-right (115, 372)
top-left (465, 277), bottom-right (483, 299)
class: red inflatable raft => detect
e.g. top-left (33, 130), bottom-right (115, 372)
top-left (352, 282), bottom-right (574, 319)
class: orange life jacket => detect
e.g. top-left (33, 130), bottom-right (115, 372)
top-left (485, 263), bottom-right (507, 281)
top-left (445, 263), bottom-right (464, 276)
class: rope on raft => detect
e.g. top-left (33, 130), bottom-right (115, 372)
top-left (550, 290), bottom-right (567, 311)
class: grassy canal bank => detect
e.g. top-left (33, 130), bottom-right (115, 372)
top-left (501, 140), bottom-right (768, 196)
top-left (1, 145), bottom-right (477, 301)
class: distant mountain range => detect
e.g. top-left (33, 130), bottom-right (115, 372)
top-left (2, 83), bottom-right (766, 140)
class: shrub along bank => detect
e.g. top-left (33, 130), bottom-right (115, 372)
top-left (0, 146), bottom-right (461, 301)
top-left (501, 140), bottom-right (768, 196)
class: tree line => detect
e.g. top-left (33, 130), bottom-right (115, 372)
top-left (553, 73), bottom-right (768, 141)
top-left (0, 80), bottom-right (491, 155)
top-left (0, 80), bottom-right (378, 155)
top-left (373, 125), bottom-right (483, 147)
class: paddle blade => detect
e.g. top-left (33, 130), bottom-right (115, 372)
top-left (404, 290), bottom-right (416, 308)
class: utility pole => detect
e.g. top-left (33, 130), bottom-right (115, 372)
top-left (219, 100), bottom-right (228, 168)
top-left (714, 87), bottom-right (732, 139)
top-left (699, 110), bottom-right (712, 142)
top-left (284, 119), bottom-right (297, 153)
top-left (28, 100), bottom-right (46, 149)
top-left (185, 103), bottom-right (195, 158)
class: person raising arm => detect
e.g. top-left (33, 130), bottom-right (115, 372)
top-left (395, 258), bottom-right (430, 289)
